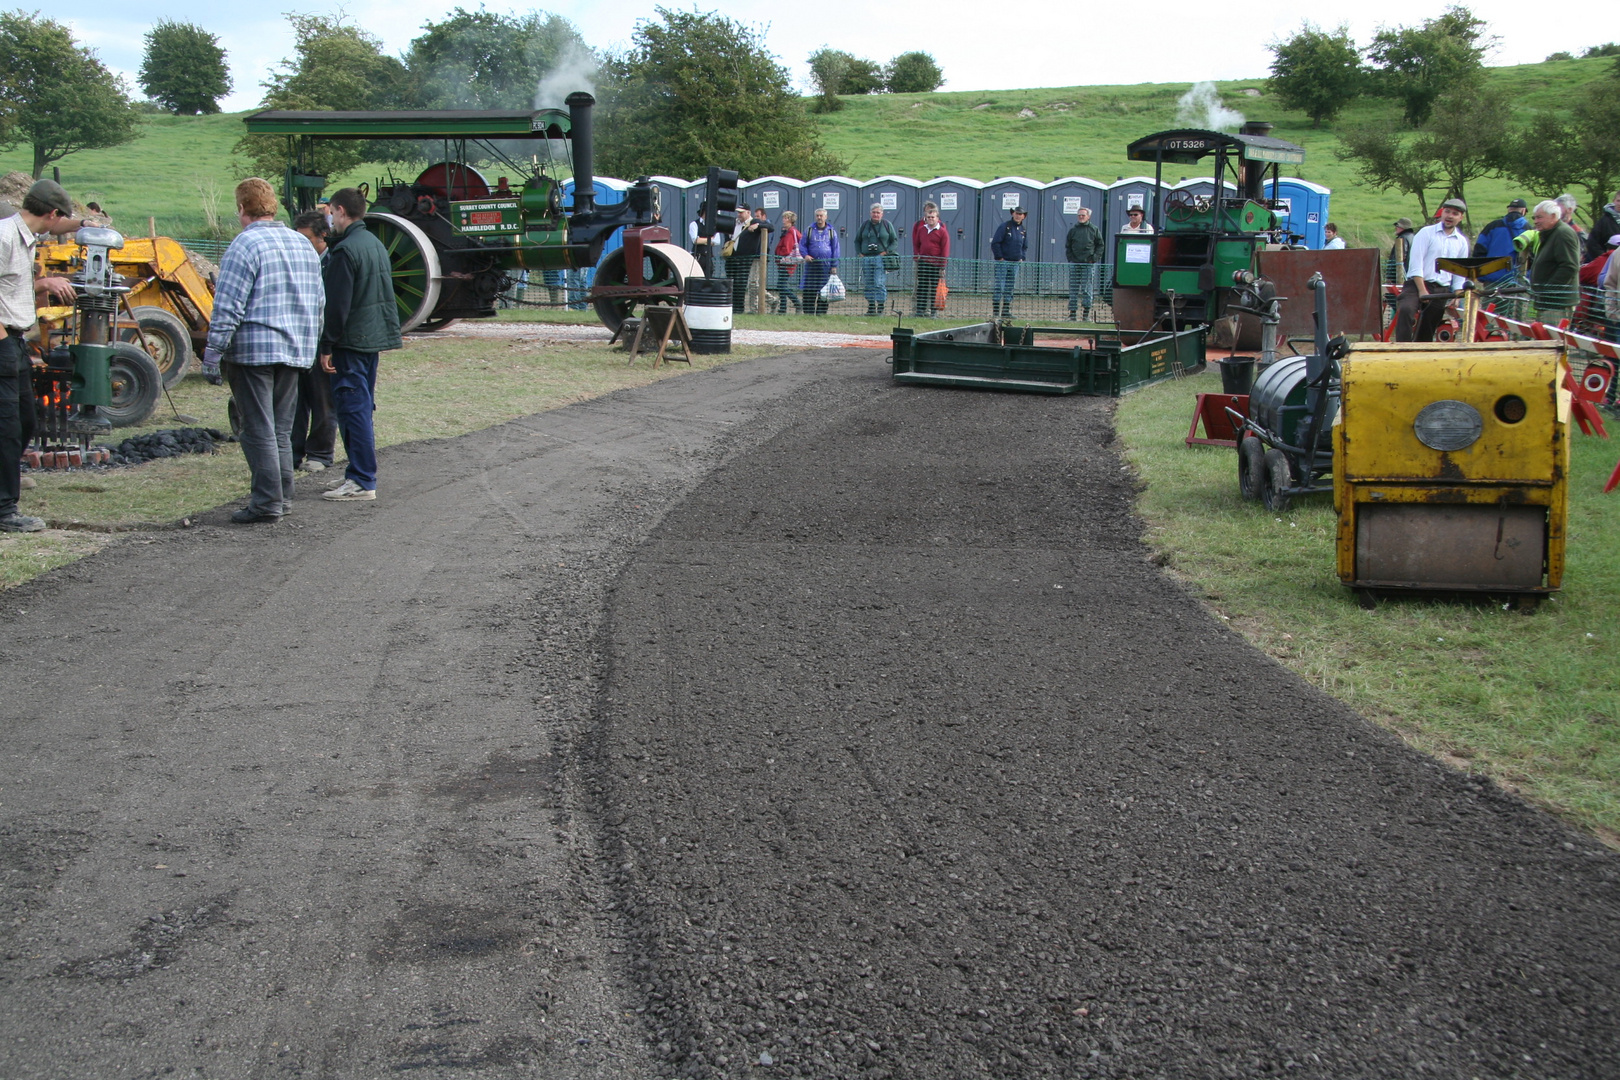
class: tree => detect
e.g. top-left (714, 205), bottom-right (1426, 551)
top-left (405, 8), bottom-right (590, 110)
top-left (807, 48), bottom-right (853, 113)
top-left (596, 8), bottom-right (844, 180)
top-left (1335, 126), bottom-right (1442, 219)
top-left (885, 51), bottom-right (944, 94)
top-left (1267, 23), bottom-right (1363, 127)
top-left (0, 12), bottom-right (142, 178)
top-left (139, 20), bottom-right (231, 114)
top-left (234, 14), bottom-right (411, 181)
top-left (1410, 86), bottom-right (1511, 208)
top-left (1507, 79), bottom-right (1620, 217)
top-left (1366, 5), bottom-right (1494, 127)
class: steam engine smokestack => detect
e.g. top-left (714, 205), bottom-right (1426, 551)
top-left (566, 91), bottom-right (596, 216)
top-left (1239, 120), bottom-right (1274, 138)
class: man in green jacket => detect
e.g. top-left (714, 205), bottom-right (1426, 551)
top-left (1528, 199), bottom-right (1581, 326)
top-left (318, 188), bottom-right (402, 502)
top-left (1064, 206), bottom-right (1105, 321)
top-left (855, 205), bottom-right (899, 316)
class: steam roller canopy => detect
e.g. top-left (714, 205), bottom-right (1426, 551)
top-left (592, 242), bottom-right (704, 336)
top-left (366, 212), bottom-right (443, 332)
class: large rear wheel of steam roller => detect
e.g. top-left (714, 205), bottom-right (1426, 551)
top-left (103, 343), bottom-right (162, 428)
top-left (116, 305), bottom-right (192, 388)
top-left (591, 243), bottom-right (704, 336)
top-left (365, 212), bottom-right (443, 332)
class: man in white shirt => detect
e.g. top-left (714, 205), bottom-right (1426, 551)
top-left (1395, 198), bottom-right (1470, 342)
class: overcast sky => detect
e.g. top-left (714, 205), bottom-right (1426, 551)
top-left (69, 0), bottom-right (1612, 114)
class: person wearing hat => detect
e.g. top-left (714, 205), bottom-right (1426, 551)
top-left (1396, 197), bottom-right (1470, 342)
top-left (1387, 217), bottom-right (1417, 285)
top-left (1472, 198), bottom-right (1530, 285)
top-left (1529, 198), bottom-right (1581, 326)
top-left (1119, 204), bottom-right (1154, 235)
top-left (0, 180), bottom-right (91, 533)
top-left (989, 206), bottom-right (1030, 319)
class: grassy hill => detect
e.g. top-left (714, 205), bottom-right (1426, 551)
top-left (3, 56), bottom-right (1611, 252)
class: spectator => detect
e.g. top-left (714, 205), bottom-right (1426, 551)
top-left (290, 210), bottom-right (336, 476)
top-left (989, 206), bottom-right (1030, 319)
top-left (1604, 236), bottom-right (1620, 344)
top-left (798, 207), bottom-right (839, 316)
top-left (1396, 197), bottom-right (1470, 342)
top-left (1529, 198), bottom-right (1581, 325)
top-left (1586, 189), bottom-right (1620, 263)
top-left (854, 204), bottom-right (899, 317)
top-left (1388, 217), bottom-right (1416, 285)
top-left (688, 207), bottom-right (713, 277)
top-left (773, 211), bottom-right (803, 314)
top-left (1323, 223), bottom-right (1345, 250)
top-left (202, 178), bottom-right (325, 524)
top-left (318, 187), bottom-right (402, 504)
top-left (1065, 206), bottom-right (1104, 321)
top-left (1120, 205), bottom-right (1154, 234)
top-left (0, 180), bottom-right (84, 533)
top-left (1556, 193), bottom-right (1583, 240)
top-left (1472, 199), bottom-right (1530, 284)
top-left (729, 206), bottom-right (772, 313)
top-left (911, 202), bottom-right (949, 317)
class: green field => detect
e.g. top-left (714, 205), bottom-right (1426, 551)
top-left (3, 56), bottom-right (1611, 250)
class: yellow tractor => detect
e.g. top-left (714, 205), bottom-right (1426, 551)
top-left (34, 233), bottom-right (215, 388)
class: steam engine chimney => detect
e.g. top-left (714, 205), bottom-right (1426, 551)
top-left (566, 91), bottom-right (596, 216)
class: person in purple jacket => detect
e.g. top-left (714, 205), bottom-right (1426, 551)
top-left (799, 207), bottom-right (840, 315)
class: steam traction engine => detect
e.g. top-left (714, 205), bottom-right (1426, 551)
top-left (243, 93), bottom-right (737, 336)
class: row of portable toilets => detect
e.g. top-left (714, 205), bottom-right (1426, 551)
top-left (558, 173), bottom-right (1332, 296)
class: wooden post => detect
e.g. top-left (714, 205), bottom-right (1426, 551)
top-left (758, 246), bottom-right (769, 315)
top-left (148, 216), bottom-right (156, 238)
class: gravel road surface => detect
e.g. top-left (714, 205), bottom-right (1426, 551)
top-left (2, 350), bottom-right (1616, 1080)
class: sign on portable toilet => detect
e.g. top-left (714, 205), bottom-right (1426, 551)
top-left (1268, 177), bottom-right (1331, 250)
top-left (1040, 176), bottom-right (1107, 293)
top-left (921, 176), bottom-right (984, 289)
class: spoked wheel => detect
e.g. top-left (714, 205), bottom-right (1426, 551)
top-left (1261, 448), bottom-right (1294, 512)
top-left (102, 343), bottom-right (162, 428)
top-left (1237, 434), bottom-right (1265, 501)
top-left (591, 242), bottom-right (704, 336)
top-left (116, 305), bottom-right (193, 388)
top-left (366, 212), bottom-right (444, 332)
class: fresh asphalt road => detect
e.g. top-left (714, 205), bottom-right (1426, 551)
top-left (2, 351), bottom-right (1616, 1079)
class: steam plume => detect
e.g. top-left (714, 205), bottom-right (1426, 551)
top-left (1175, 82), bottom-right (1244, 131)
top-left (535, 42), bottom-right (597, 109)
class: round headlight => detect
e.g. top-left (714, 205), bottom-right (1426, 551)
top-left (1413, 399), bottom-right (1483, 452)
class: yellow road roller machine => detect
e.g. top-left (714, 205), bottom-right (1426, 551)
top-left (1334, 341), bottom-right (1569, 608)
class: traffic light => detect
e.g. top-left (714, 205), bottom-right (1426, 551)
top-left (701, 167), bottom-right (740, 238)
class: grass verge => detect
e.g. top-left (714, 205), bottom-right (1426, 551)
top-left (1116, 370), bottom-right (1620, 841)
top-left (4, 335), bottom-right (786, 586)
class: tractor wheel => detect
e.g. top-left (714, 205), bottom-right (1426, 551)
top-left (1237, 434), bottom-right (1265, 501)
top-left (591, 242), bottom-right (704, 336)
top-left (102, 343), bottom-right (162, 428)
top-left (1261, 448), bottom-right (1294, 513)
top-left (117, 305), bottom-right (193, 388)
top-left (366, 212), bottom-right (444, 331)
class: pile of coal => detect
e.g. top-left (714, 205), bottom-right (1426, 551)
top-left (102, 428), bottom-right (231, 465)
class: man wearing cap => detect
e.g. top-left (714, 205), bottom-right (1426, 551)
top-left (1396, 197), bottom-right (1471, 342)
top-left (1587, 189), bottom-right (1620, 264)
top-left (1528, 198), bottom-right (1581, 326)
top-left (1120, 205), bottom-right (1154, 235)
top-left (1473, 199), bottom-right (1530, 285)
top-left (1388, 217), bottom-right (1416, 285)
top-left (0, 180), bottom-right (90, 533)
top-left (989, 206), bottom-right (1030, 319)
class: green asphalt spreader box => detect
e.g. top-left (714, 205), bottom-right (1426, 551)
top-left (890, 322), bottom-right (1205, 395)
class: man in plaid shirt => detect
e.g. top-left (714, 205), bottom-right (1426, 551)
top-left (202, 178), bottom-right (324, 523)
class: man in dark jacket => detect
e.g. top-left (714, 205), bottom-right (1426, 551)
top-left (1064, 206), bottom-right (1104, 320)
top-left (1528, 198), bottom-right (1581, 326)
top-left (1387, 217), bottom-right (1416, 285)
top-left (1587, 190), bottom-right (1620, 263)
top-left (990, 207), bottom-right (1030, 319)
top-left (729, 207), bottom-right (773, 313)
top-left (854, 204), bottom-right (899, 316)
top-left (1472, 199), bottom-right (1530, 284)
top-left (319, 187), bottom-right (402, 502)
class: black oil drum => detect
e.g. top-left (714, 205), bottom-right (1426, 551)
top-left (684, 278), bottom-right (732, 354)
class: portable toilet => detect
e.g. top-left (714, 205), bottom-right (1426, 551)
top-left (646, 175), bottom-right (692, 231)
top-left (979, 176), bottom-right (1043, 257)
top-left (1108, 176), bottom-right (1166, 235)
top-left (741, 175), bottom-right (804, 231)
top-left (562, 176), bottom-right (629, 306)
top-left (921, 176), bottom-right (984, 289)
top-left (803, 176), bottom-right (862, 253)
top-left (1040, 176), bottom-right (1107, 293)
top-left (1268, 177), bottom-right (1331, 249)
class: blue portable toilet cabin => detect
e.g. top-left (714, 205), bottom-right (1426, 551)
top-left (645, 175), bottom-right (692, 232)
top-left (921, 176), bottom-right (984, 288)
top-left (1106, 176), bottom-right (1167, 266)
top-left (740, 175), bottom-right (805, 232)
top-left (858, 176), bottom-right (921, 288)
top-left (560, 177), bottom-right (629, 305)
top-left (803, 176), bottom-right (862, 256)
top-left (1040, 176), bottom-right (1107, 292)
top-left (1267, 177), bottom-right (1331, 249)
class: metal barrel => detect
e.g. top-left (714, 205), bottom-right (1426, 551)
top-left (684, 278), bottom-right (732, 354)
top-left (1249, 356), bottom-right (1335, 450)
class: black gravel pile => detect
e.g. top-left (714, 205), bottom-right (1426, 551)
top-left (102, 427), bottom-right (230, 465)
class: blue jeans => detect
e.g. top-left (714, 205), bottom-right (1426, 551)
top-left (772, 260), bottom-right (801, 312)
top-left (993, 261), bottom-right (1021, 316)
top-left (862, 256), bottom-right (888, 313)
top-left (331, 348), bottom-right (379, 490)
top-left (1068, 263), bottom-right (1098, 315)
top-left (225, 361), bottom-right (300, 517)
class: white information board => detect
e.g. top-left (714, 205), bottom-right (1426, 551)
top-left (1001, 192), bottom-right (1021, 210)
top-left (1127, 193), bottom-right (1145, 209)
top-left (822, 192), bottom-right (840, 210)
top-left (940, 193), bottom-right (957, 211)
top-left (1124, 244), bottom-right (1152, 264)
top-left (880, 192), bottom-right (898, 210)
top-left (762, 191), bottom-right (779, 208)
top-left (1062, 197), bottom-right (1083, 215)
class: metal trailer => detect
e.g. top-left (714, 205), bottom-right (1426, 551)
top-left (891, 321), bottom-right (1204, 395)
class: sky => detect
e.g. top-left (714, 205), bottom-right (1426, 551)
top-left (67, 0), bottom-right (1614, 114)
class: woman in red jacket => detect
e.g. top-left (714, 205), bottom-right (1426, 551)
top-left (772, 211), bottom-right (804, 314)
top-left (911, 202), bottom-right (950, 317)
